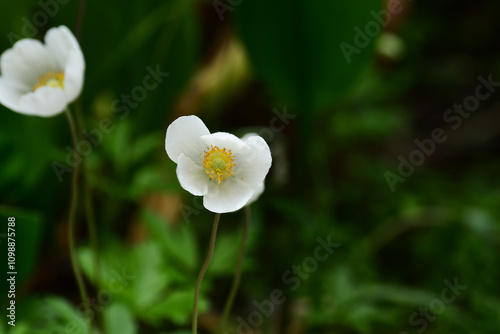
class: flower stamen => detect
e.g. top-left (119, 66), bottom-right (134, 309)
top-left (33, 71), bottom-right (65, 91)
top-left (202, 145), bottom-right (236, 185)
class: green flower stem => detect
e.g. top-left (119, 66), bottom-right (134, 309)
top-left (65, 108), bottom-right (92, 329)
top-left (83, 178), bottom-right (99, 282)
top-left (220, 206), bottom-right (250, 333)
top-left (73, 0), bottom-right (100, 295)
top-left (193, 213), bottom-right (221, 334)
top-left (74, 101), bottom-right (100, 286)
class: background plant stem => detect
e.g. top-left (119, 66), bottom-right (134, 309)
top-left (74, 100), bottom-right (101, 286)
top-left (65, 108), bottom-right (92, 329)
top-left (193, 213), bottom-right (221, 334)
top-left (219, 206), bottom-right (250, 333)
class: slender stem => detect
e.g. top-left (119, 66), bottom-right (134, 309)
top-left (75, 0), bottom-right (86, 42)
top-left (74, 0), bottom-right (100, 291)
top-left (65, 108), bottom-right (92, 329)
top-left (220, 206), bottom-right (250, 333)
top-left (74, 0), bottom-right (100, 295)
top-left (83, 176), bottom-right (100, 282)
top-left (74, 100), bottom-right (101, 286)
top-left (193, 213), bottom-right (221, 334)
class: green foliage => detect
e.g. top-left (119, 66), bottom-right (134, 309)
top-left (142, 210), bottom-right (199, 272)
top-left (0, 208), bottom-right (43, 293)
top-left (104, 303), bottom-right (137, 334)
top-left (234, 0), bottom-right (381, 112)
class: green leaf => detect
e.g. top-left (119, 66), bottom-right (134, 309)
top-left (104, 303), bottom-right (137, 334)
top-left (80, 241), bottom-right (170, 310)
top-left (207, 232), bottom-right (241, 276)
top-left (129, 132), bottom-right (162, 165)
top-left (147, 290), bottom-right (208, 325)
top-left (130, 166), bottom-right (178, 198)
top-left (141, 209), bottom-right (199, 271)
top-left (234, 0), bottom-right (381, 112)
top-left (4, 322), bottom-right (31, 334)
top-left (130, 243), bottom-right (170, 309)
top-left (43, 297), bottom-right (91, 334)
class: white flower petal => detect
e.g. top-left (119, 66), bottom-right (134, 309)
top-left (165, 115), bottom-right (210, 163)
top-left (200, 132), bottom-right (250, 154)
top-left (177, 153), bottom-right (209, 196)
top-left (203, 179), bottom-right (253, 213)
top-left (45, 26), bottom-right (85, 103)
top-left (45, 26), bottom-right (84, 71)
top-left (236, 135), bottom-right (272, 186)
top-left (240, 132), bottom-right (259, 142)
top-left (17, 86), bottom-right (67, 117)
top-left (63, 50), bottom-right (85, 103)
top-left (1, 39), bottom-right (57, 91)
top-left (0, 78), bottom-right (24, 113)
top-left (246, 182), bottom-right (265, 206)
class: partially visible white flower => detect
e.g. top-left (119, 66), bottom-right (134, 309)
top-left (0, 26), bottom-right (85, 117)
top-left (240, 132), bottom-right (266, 206)
top-left (165, 115), bottom-right (272, 213)
top-left (246, 181), bottom-right (264, 206)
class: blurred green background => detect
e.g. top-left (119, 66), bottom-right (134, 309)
top-left (0, 0), bottom-right (499, 333)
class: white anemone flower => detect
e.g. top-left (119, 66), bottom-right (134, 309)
top-left (246, 181), bottom-right (265, 206)
top-left (0, 26), bottom-right (85, 117)
top-left (166, 115), bottom-right (272, 213)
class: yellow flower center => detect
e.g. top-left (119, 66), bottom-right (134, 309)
top-left (202, 145), bottom-right (236, 185)
top-left (33, 71), bottom-right (65, 91)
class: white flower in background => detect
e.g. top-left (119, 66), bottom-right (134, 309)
top-left (0, 26), bottom-right (85, 117)
top-left (246, 181), bottom-right (264, 206)
top-left (165, 115), bottom-right (272, 213)
top-left (240, 132), bottom-right (265, 206)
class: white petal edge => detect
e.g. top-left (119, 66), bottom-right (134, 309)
top-left (44, 26), bottom-right (84, 72)
top-left (165, 115), bottom-right (210, 163)
top-left (176, 153), bottom-right (209, 196)
top-left (63, 49), bottom-right (85, 103)
top-left (45, 26), bottom-right (85, 103)
top-left (240, 132), bottom-right (259, 142)
top-left (1, 39), bottom-right (57, 91)
top-left (203, 178), bottom-right (253, 213)
top-left (235, 135), bottom-right (272, 186)
top-left (17, 86), bottom-right (67, 117)
top-left (0, 78), bottom-right (25, 114)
